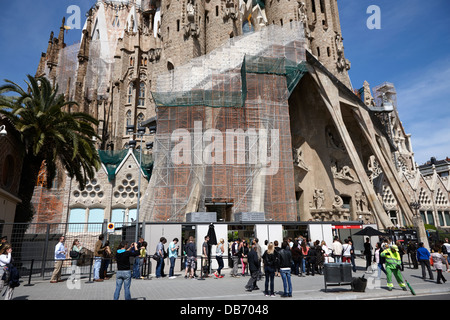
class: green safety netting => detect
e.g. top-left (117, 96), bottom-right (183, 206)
top-left (132, 150), bottom-right (154, 180)
top-left (151, 55), bottom-right (308, 108)
top-left (98, 149), bottom-right (153, 181)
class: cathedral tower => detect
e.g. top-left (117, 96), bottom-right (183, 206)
top-left (303, 0), bottom-right (351, 87)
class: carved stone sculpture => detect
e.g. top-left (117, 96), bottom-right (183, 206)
top-left (355, 191), bottom-right (367, 212)
top-left (293, 147), bottom-right (309, 171)
top-left (332, 195), bottom-right (344, 210)
top-left (313, 189), bottom-right (325, 209)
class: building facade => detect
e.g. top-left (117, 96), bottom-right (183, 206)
top-left (29, 0), bottom-right (448, 242)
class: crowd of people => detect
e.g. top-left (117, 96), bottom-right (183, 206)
top-left (1, 233), bottom-right (449, 300)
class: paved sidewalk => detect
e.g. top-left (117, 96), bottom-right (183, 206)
top-left (8, 258), bottom-right (450, 301)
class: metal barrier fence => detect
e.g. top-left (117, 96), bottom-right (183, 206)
top-left (0, 222), bottom-right (234, 284)
top-left (0, 222), bottom-right (130, 281)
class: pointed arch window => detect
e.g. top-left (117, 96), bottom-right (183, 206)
top-left (138, 82), bottom-right (145, 106)
top-left (137, 112), bottom-right (145, 127)
top-left (127, 82), bottom-right (134, 104)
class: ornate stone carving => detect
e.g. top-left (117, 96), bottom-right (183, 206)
top-left (331, 161), bottom-right (357, 183)
top-left (335, 33), bottom-right (351, 71)
top-left (293, 147), bottom-right (309, 171)
top-left (313, 189), bottom-right (324, 209)
top-left (367, 155), bottom-right (382, 183)
top-left (184, 0), bottom-right (200, 38)
top-left (332, 195), bottom-right (344, 210)
top-left (224, 0), bottom-right (237, 20)
top-left (355, 190), bottom-right (367, 212)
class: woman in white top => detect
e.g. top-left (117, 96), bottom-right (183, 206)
top-left (342, 239), bottom-right (352, 263)
top-left (214, 238), bottom-right (225, 278)
top-left (321, 241), bottom-right (331, 264)
top-left (0, 244), bottom-right (14, 300)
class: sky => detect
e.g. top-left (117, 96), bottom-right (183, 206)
top-left (0, 0), bottom-right (449, 165)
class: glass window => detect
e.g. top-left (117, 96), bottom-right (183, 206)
top-left (444, 211), bottom-right (450, 226)
top-left (438, 211), bottom-right (444, 226)
top-left (426, 211), bottom-right (435, 226)
top-left (128, 208), bottom-right (137, 223)
top-left (111, 208), bottom-right (125, 228)
top-left (88, 208), bottom-right (104, 233)
top-left (138, 83), bottom-right (145, 106)
top-left (68, 208), bottom-right (86, 233)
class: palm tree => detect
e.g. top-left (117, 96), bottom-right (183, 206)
top-left (0, 75), bottom-right (101, 223)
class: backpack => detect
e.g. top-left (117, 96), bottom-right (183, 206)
top-left (2, 263), bottom-right (20, 289)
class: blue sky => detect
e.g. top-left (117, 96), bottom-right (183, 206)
top-left (0, 0), bottom-right (449, 164)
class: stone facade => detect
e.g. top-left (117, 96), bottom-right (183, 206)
top-left (30, 0), bottom-right (449, 239)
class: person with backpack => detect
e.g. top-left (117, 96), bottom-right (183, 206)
top-left (262, 242), bottom-right (279, 297)
top-left (0, 244), bottom-right (17, 300)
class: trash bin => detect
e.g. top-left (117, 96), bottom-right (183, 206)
top-left (323, 263), bottom-right (353, 292)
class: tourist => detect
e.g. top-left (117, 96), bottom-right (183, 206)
top-left (0, 244), bottom-right (14, 300)
top-left (321, 240), bottom-right (331, 264)
top-left (342, 239), bottom-right (352, 264)
top-left (132, 238), bottom-right (145, 279)
top-left (113, 241), bottom-right (140, 300)
top-left (279, 241), bottom-right (293, 297)
top-left (306, 243), bottom-right (317, 276)
top-left (230, 238), bottom-right (241, 278)
top-left (239, 240), bottom-right (249, 276)
top-left (214, 238), bottom-right (225, 278)
top-left (443, 238), bottom-right (450, 268)
top-left (169, 238), bottom-right (179, 279)
top-left (407, 241), bottom-right (419, 269)
top-left (262, 242), bottom-right (279, 297)
top-left (70, 239), bottom-right (83, 280)
top-left (184, 236), bottom-right (197, 279)
top-left (331, 237), bottom-right (343, 263)
top-left (252, 238), bottom-right (263, 280)
top-left (300, 240), bottom-right (308, 275)
top-left (374, 242), bottom-right (386, 279)
top-left (245, 243), bottom-right (260, 292)
top-left (93, 234), bottom-right (105, 282)
top-left (431, 245), bottom-right (447, 284)
top-left (291, 240), bottom-right (302, 275)
top-left (100, 240), bottom-right (112, 280)
top-left (50, 236), bottom-right (67, 283)
top-left (155, 237), bottom-right (167, 278)
top-left (364, 237), bottom-right (372, 272)
top-left (417, 242), bottom-right (434, 281)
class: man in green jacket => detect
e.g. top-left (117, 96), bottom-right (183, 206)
top-left (381, 244), bottom-right (407, 291)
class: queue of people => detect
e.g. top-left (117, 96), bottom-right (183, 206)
top-left (3, 232), bottom-right (449, 300)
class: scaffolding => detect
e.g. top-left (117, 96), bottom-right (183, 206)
top-left (84, 39), bottom-right (114, 101)
top-left (55, 42), bottom-right (80, 100)
top-left (142, 22), bottom-right (308, 222)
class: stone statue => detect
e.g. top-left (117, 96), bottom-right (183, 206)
top-left (313, 189), bottom-right (325, 209)
top-left (293, 147), bottom-right (309, 171)
top-left (332, 195), bottom-right (344, 210)
top-left (355, 191), bottom-right (367, 212)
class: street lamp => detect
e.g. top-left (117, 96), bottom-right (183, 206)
top-left (410, 201), bottom-right (421, 216)
top-left (127, 124), bottom-right (156, 242)
top-left (0, 125), bottom-right (7, 137)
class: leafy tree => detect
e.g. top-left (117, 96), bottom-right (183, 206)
top-left (0, 75), bottom-right (101, 223)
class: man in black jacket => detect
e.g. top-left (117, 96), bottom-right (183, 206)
top-left (279, 241), bottom-right (293, 297)
top-left (245, 243), bottom-right (261, 292)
